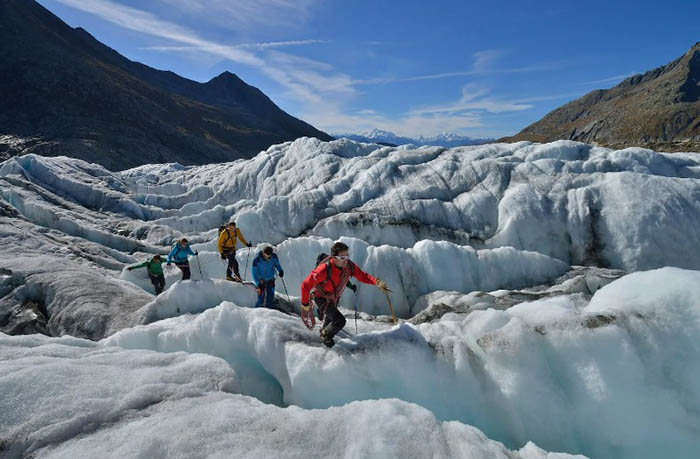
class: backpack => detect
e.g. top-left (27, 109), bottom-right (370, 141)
top-left (315, 253), bottom-right (328, 267)
top-left (171, 243), bottom-right (186, 260)
top-left (313, 253), bottom-right (354, 290)
top-left (221, 228), bottom-right (236, 247)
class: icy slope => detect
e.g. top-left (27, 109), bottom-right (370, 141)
top-left (3, 138), bottom-right (700, 335)
top-left (4, 138), bottom-right (700, 270)
top-left (0, 333), bottom-right (579, 459)
top-left (103, 267), bottom-right (700, 459)
top-left (2, 138), bottom-right (700, 457)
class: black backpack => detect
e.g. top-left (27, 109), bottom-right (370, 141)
top-left (314, 252), bottom-right (355, 286)
top-left (315, 253), bottom-right (328, 267)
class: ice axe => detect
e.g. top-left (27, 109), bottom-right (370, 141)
top-left (382, 289), bottom-right (397, 324)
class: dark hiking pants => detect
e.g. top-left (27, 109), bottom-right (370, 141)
top-left (224, 250), bottom-right (240, 279)
top-left (315, 297), bottom-right (346, 339)
top-left (256, 280), bottom-right (275, 308)
top-left (176, 262), bottom-right (190, 280)
top-left (149, 273), bottom-right (166, 295)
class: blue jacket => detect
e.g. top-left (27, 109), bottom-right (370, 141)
top-left (252, 252), bottom-right (283, 284)
top-left (167, 243), bottom-right (194, 264)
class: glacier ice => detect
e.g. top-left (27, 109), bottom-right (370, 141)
top-left (102, 267), bottom-right (700, 458)
top-left (0, 332), bottom-right (583, 459)
top-left (3, 138), bottom-right (700, 457)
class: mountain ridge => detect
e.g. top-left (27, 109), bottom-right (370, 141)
top-left (502, 42), bottom-right (700, 151)
top-left (0, 0), bottom-right (332, 170)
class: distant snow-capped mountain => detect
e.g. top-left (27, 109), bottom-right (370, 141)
top-left (334, 129), bottom-right (492, 147)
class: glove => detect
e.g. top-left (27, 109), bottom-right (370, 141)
top-left (278, 271), bottom-right (284, 278)
top-left (258, 282), bottom-right (264, 289)
top-left (195, 251), bottom-right (199, 256)
top-left (348, 283), bottom-right (357, 292)
top-left (247, 242), bottom-right (253, 248)
top-left (375, 279), bottom-right (389, 291)
top-left (220, 253), bottom-right (226, 260)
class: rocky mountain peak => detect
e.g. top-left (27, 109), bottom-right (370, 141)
top-left (502, 42), bottom-right (700, 151)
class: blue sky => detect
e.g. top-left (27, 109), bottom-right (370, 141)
top-left (38, 0), bottom-right (700, 138)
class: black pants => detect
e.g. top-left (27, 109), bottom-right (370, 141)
top-left (176, 263), bottom-right (190, 280)
top-left (224, 250), bottom-right (240, 279)
top-left (149, 273), bottom-right (166, 295)
top-left (315, 297), bottom-right (346, 339)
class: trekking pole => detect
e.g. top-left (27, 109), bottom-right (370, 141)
top-left (243, 246), bottom-right (251, 281)
top-left (195, 252), bottom-right (203, 280)
top-left (354, 288), bottom-right (359, 334)
top-left (280, 275), bottom-right (291, 303)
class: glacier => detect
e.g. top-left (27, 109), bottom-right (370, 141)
top-left (2, 137), bottom-right (700, 458)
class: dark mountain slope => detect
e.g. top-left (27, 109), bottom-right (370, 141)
top-left (0, 0), bottom-right (331, 170)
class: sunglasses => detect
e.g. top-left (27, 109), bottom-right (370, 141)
top-left (334, 255), bottom-right (349, 260)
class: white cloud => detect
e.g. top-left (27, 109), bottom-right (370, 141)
top-left (577, 73), bottom-right (637, 86)
top-left (302, 107), bottom-right (483, 138)
top-left (409, 83), bottom-right (532, 116)
top-left (51, 1), bottom-right (548, 138)
top-left (472, 49), bottom-right (507, 72)
top-left (238, 39), bottom-right (330, 49)
top-left (356, 51), bottom-right (567, 84)
top-left (55, 0), bottom-right (350, 103)
top-left (157, 0), bottom-right (319, 30)
top-left (55, 0), bottom-right (263, 66)
top-left (143, 40), bottom-right (329, 52)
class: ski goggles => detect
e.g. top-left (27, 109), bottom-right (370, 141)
top-left (334, 255), bottom-right (349, 260)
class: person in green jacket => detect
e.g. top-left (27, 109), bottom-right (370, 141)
top-left (128, 254), bottom-right (166, 295)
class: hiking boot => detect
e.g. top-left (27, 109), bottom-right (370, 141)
top-left (226, 276), bottom-right (235, 281)
top-left (320, 329), bottom-right (335, 348)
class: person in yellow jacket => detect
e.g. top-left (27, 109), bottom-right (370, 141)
top-left (218, 221), bottom-right (252, 281)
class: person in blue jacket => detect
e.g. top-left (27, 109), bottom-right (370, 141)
top-left (167, 238), bottom-right (198, 280)
top-left (252, 246), bottom-right (284, 308)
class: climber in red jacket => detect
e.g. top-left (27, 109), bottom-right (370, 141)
top-left (300, 241), bottom-right (388, 348)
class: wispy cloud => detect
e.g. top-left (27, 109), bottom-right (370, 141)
top-left (356, 52), bottom-right (568, 85)
top-left (514, 93), bottom-right (583, 103)
top-left (55, 0), bottom-right (350, 103)
top-left (302, 107), bottom-right (483, 138)
top-left (55, 0), bottom-right (263, 66)
top-left (238, 39), bottom-right (329, 49)
top-left (157, 0), bottom-right (319, 30)
top-left (472, 49), bottom-right (507, 72)
top-left (52, 1), bottom-right (555, 138)
top-left (409, 83), bottom-right (532, 116)
top-left (577, 72), bottom-right (637, 86)
top-left (303, 83), bottom-right (559, 138)
top-left (142, 39), bottom-right (329, 52)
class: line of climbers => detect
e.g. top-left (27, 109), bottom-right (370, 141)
top-left (128, 221), bottom-right (389, 348)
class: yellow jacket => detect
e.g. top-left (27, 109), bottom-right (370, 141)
top-left (218, 227), bottom-right (249, 253)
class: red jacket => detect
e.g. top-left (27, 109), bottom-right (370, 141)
top-left (301, 258), bottom-right (377, 304)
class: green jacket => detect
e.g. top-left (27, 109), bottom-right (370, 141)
top-left (133, 259), bottom-right (164, 276)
